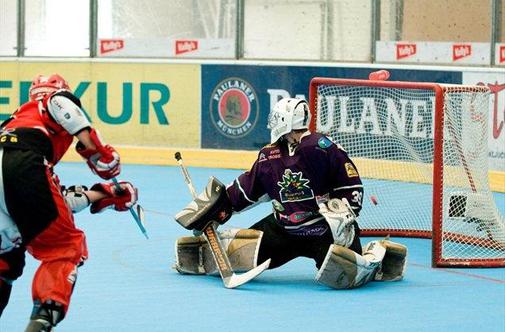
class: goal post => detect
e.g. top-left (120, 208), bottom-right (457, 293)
top-left (309, 74), bottom-right (505, 268)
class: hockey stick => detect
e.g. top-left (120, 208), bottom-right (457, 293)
top-left (111, 177), bottom-right (149, 239)
top-left (174, 152), bottom-right (270, 289)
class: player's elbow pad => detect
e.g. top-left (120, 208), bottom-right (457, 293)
top-left (175, 177), bottom-right (233, 232)
top-left (62, 185), bottom-right (90, 213)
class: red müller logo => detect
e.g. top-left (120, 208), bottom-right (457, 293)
top-left (453, 44), bottom-right (472, 61)
top-left (500, 45), bottom-right (505, 63)
top-left (175, 40), bottom-right (198, 55)
top-left (100, 39), bottom-right (124, 54)
top-left (396, 43), bottom-right (416, 59)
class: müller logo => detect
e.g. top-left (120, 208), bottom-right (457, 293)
top-left (100, 39), bottom-right (124, 54)
top-left (396, 43), bottom-right (416, 59)
top-left (175, 40), bottom-right (198, 55)
top-left (210, 78), bottom-right (259, 138)
top-left (500, 45), bottom-right (505, 63)
top-left (453, 44), bottom-right (472, 61)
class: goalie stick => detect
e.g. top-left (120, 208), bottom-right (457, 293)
top-left (174, 152), bottom-right (271, 289)
top-left (111, 177), bottom-right (149, 239)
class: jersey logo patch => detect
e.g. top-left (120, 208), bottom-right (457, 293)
top-left (344, 162), bottom-right (359, 178)
top-left (318, 136), bottom-right (333, 149)
top-left (0, 128), bottom-right (18, 143)
top-left (258, 152), bottom-right (267, 163)
top-left (277, 169), bottom-right (314, 203)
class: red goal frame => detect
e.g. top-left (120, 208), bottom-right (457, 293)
top-left (309, 77), bottom-right (504, 268)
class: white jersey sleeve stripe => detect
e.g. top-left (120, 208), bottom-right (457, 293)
top-left (234, 179), bottom-right (256, 203)
top-left (332, 184), bottom-right (364, 191)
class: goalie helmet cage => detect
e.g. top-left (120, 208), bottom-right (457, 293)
top-left (309, 76), bottom-right (505, 268)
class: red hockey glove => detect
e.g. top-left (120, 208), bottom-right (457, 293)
top-left (89, 181), bottom-right (138, 214)
top-left (76, 128), bottom-right (120, 180)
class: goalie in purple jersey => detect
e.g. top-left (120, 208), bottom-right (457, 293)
top-left (174, 98), bottom-right (407, 289)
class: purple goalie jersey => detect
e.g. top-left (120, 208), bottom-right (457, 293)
top-left (226, 132), bottom-right (364, 236)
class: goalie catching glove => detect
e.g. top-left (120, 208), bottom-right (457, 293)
top-left (76, 128), bottom-right (121, 180)
top-left (175, 177), bottom-right (233, 232)
top-left (89, 181), bottom-right (138, 214)
top-left (318, 198), bottom-right (356, 247)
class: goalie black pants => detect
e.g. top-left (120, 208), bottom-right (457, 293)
top-left (250, 213), bottom-right (362, 269)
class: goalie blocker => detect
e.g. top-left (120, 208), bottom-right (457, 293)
top-left (174, 177), bottom-right (233, 232)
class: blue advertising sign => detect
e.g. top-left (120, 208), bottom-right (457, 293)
top-left (201, 64), bottom-right (461, 150)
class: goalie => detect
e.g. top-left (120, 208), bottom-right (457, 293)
top-left (175, 97), bottom-right (407, 289)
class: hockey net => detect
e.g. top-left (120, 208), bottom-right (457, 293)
top-left (309, 76), bottom-right (505, 267)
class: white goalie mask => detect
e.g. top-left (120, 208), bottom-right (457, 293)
top-left (267, 98), bottom-right (311, 143)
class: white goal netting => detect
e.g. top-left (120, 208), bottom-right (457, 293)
top-left (310, 77), bottom-right (504, 267)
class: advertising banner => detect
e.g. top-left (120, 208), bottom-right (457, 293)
top-left (463, 71), bottom-right (505, 172)
top-left (98, 38), bottom-right (234, 58)
top-left (201, 64), bottom-right (461, 150)
top-left (496, 43), bottom-right (505, 66)
top-left (376, 41), bottom-right (491, 65)
top-left (0, 61), bottom-right (201, 148)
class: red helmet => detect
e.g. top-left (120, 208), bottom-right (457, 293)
top-left (29, 74), bottom-right (70, 101)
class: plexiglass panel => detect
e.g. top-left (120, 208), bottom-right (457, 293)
top-left (24, 0), bottom-right (90, 56)
top-left (0, 0), bottom-right (18, 56)
top-left (97, 0), bottom-right (237, 58)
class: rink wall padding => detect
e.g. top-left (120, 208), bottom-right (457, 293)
top-left (0, 59), bottom-right (503, 191)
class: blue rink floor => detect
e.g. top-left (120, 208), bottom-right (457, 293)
top-left (1, 163), bottom-right (504, 332)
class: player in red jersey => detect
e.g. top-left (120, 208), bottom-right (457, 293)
top-left (0, 74), bottom-right (137, 331)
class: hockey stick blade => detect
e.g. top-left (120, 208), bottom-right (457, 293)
top-left (134, 204), bottom-right (149, 239)
top-left (128, 204), bottom-right (149, 239)
top-left (223, 258), bottom-right (271, 289)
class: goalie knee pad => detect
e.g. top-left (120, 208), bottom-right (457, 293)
top-left (374, 239), bottom-right (407, 281)
top-left (174, 228), bottom-right (263, 275)
top-left (315, 242), bottom-right (385, 289)
top-left (174, 235), bottom-right (210, 274)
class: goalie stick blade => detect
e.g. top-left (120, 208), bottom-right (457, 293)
top-left (223, 258), bottom-right (271, 289)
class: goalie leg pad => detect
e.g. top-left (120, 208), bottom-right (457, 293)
top-left (174, 235), bottom-right (208, 274)
top-left (315, 241), bottom-right (385, 289)
top-left (174, 228), bottom-right (263, 275)
top-left (374, 239), bottom-right (407, 281)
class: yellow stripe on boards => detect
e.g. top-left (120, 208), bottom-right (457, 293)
top-left (62, 146), bottom-right (258, 171)
top-left (63, 147), bottom-right (505, 193)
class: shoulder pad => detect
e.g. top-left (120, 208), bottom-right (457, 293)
top-left (51, 90), bottom-right (82, 108)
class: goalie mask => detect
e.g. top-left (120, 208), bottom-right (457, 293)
top-left (29, 74), bottom-right (70, 101)
top-left (267, 98), bottom-right (311, 143)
